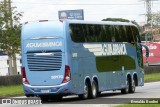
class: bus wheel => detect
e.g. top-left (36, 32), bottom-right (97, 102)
top-left (91, 80), bottom-right (98, 99)
top-left (121, 78), bottom-right (129, 94)
top-left (79, 82), bottom-right (89, 100)
top-left (129, 78), bottom-right (136, 93)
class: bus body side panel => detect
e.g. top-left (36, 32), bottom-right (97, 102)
top-left (69, 42), bottom-right (144, 94)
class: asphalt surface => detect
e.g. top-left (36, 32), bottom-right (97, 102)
top-left (0, 81), bottom-right (160, 107)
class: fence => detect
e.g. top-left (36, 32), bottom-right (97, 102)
top-left (0, 75), bottom-right (22, 86)
top-left (144, 66), bottom-right (160, 74)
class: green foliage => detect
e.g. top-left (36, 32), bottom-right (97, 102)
top-left (0, 1), bottom-right (22, 55)
top-left (152, 11), bottom-right (160, 26)
top-left (102, 18), bottom-right (130, 22)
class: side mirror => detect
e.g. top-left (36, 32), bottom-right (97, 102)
top-left (145, 49), bottom-right (149, 57)
top-left (141, 44), bottom-right (149, 58)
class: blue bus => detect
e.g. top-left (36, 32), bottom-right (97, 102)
top-left (21, 20), bottom-right (148, 101)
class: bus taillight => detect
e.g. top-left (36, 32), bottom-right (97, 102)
top-left (62, 65), bottom-right (71, 83)
top-left (39, 20), bottom-right (48, 22)
top-left (21, 67), bottom-right (30, 84)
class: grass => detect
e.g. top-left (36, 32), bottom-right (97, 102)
top-left (0, 85), bottom-right (24, 97)
top-left (145, 73), bottom-right (160, 83)
top-left (117, 104), bottom-right (160, 107)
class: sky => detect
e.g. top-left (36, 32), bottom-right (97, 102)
top-left (10, 0), bottom-right (160, 24)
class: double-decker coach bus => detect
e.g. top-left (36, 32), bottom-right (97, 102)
top-left (21, 20), bottom-right (149, 101)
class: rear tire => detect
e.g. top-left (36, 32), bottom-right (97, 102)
top-left (91, 80), bottom-right (98, 99)
top-left (129, 78), bottom-right (136, 93)
top-left (121, 78), bottom-right (129, 94)
top-left (79, 82), bottom-right (89, 100)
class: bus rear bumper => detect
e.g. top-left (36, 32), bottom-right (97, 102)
top-left (23, 81), bottom-right (72, 96)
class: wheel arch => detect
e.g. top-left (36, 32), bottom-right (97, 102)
top-left (84, 76), bottom-right (92, 90)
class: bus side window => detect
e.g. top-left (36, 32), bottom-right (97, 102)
top-left (114, 25), bottom-right (120, 42)
top-left (111, 25), bottom-right (116, 42)
top-left (126, 26), bottom-right (135, 44)
top-left (105, 25), bottom-right (112, 42)
top-left (121, 26), bottom-right (128, 42)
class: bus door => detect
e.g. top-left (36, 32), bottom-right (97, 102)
top-left (71, 45), bottom-right (84, 94)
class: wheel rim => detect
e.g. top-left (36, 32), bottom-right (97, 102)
top-left (84, 83), bottom-right (88, 98)
top-left (125, 80), bottom-right (129, 92)
top-left (92, 83), bottom-right (97, 97)
top-left (132, 80), bottom-right (135, 92)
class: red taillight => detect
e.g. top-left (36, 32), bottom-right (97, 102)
top-left (39, 20), bottom-right (48, 22)
top-left (59, 20), bottom-right (63, 23)
top-left (21, 67), bottom-right (30, 84)
top-left (62, 65), bottom-right (71, 83)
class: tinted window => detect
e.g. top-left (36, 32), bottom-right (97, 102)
top-left (131, 26), bottom-right (140, 43)
top-left (96, 55), bottom-right (136, 72)
top-left (70, 24), bottom-right (114, 42)
top-left (69, 24), bottom-right (139, 43)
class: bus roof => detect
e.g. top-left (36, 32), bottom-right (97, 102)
top-left (23, 20), bottom-right (137, 27)
top-left (65, 20), bottom-right (137, 27)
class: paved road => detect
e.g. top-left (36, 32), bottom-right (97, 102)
top-left (1, 81), bottom-right (160, 107)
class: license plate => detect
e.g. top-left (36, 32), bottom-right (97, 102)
top-left (41, 90), bottom-right (50, 93)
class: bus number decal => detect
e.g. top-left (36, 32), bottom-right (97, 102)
top-left (51, 75), bottom-right (63, 79)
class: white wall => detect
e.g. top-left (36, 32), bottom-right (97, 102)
top-left (0, 55), bottom-right (9, 76)
top-left (0, 54), bottom-right (21, 76)
top-left (16, 54), bottom-right (22, 75)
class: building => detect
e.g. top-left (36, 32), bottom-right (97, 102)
top-left (0, 52), bottom-right (21, 76)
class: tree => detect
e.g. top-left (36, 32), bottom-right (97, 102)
top-left (102, 18), bottom-right (130, 22)
top-left (0, 0), bottom-right (22, 75)
top-left (152, 11), bottom-right (160, 26)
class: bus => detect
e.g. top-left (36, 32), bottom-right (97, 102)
top-left (21, 20), bottom-right (149, 101)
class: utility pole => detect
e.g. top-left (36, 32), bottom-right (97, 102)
top-left (142, 0), bottom-right (158, 23)
top-left (141, 0), bottom-right (158, 43)
top-left (145, 0), bottom-right (152, 23)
